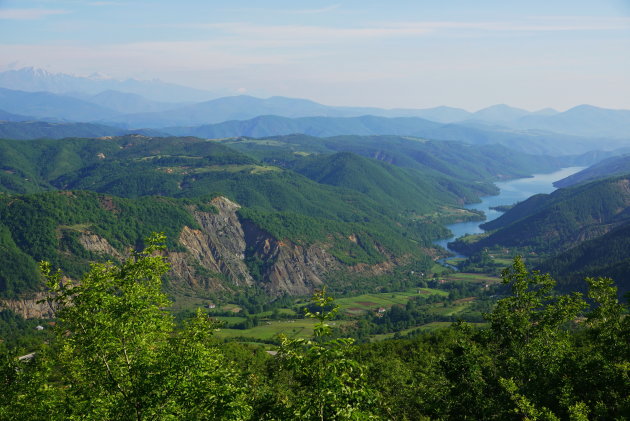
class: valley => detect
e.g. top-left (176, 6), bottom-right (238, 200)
top-left (2, 1), bottom-right (630, 417)
top-left (0, 134), bottom-right (593, 346)
top-left (0, 88), bottom-right (629, 420)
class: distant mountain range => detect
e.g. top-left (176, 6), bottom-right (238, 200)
top-left (0, 67), bottom-right (629, 151)
top-left (68, 90), bottom-right (185, 114)
top-left (0, 121), bottom-right (164, 140)
top-left (102, 99), bottom-right (572, 131)
top-left (163, 115), bottom-right (627, 156)
top-left (0, 67), bottom-right (218, 102)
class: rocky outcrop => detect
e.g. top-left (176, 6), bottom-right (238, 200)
top-left (0, 292), bottom-right (57, 319)
top-left (78, 233), bottom-right (122, 259)
top-left (241, 220), bottom-right (340, 296)
top-left (169, 197), bottom-right (255, 291)
top-left (4, 196), bottom-right (400, 318)
top-left (172, 196), bottom-right (341, 296)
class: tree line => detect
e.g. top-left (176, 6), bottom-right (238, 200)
top-left (1, 234), bottom-right (628, 420)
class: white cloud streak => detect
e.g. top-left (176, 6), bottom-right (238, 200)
top-left (143, 17), bottom-right (630, 50)
top-left (284, 4), bottom-right (341, 15)
top-left (0, 8), bottom-right (68, 20)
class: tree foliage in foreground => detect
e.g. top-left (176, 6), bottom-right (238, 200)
top-left (2, 234), bottom-right (251, 420)
top-left (1, 246), bottom-right (628, 420)
top-left (269, 289), bottom-right (378, 420)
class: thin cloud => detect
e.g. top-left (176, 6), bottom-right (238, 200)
top-left (88, 1), bottom-right (127, 5)
top-left (380, 17), bottom-right (630, 33)
top-left (221, 4), bottom-right (341, 15)
top-left (0, 8), bottom-right (69, 20)
top-left (144, 17), bottom-right (630, 49)
top-left (284, 5), bottom-right (341, 15)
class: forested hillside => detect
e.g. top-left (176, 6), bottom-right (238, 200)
top-left (2, 251), bottom-right (628, 419)
top-left (219, 134), bottom-right (572, 178)
top-left (0, 121), bottom-right (164, 140)
top-left (449, 173), bottom-right (630, 297)
top-left (452, 174), bottom-right (630, 254)
top-left (0, 134), bottom-right (575, 310)
top-left (539, 221), bottom-right (630, 296)
top-left (554, 153), bottom-right (630, 187)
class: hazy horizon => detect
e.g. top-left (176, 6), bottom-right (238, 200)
top-left (1, 0), bottom-right (629, 111)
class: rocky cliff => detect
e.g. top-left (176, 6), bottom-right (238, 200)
top-left (65, 196), bottom-right (345, 296)
top-left (5, 196), bottom-right (401, 318)
top-left (0, 292), bottom-right (57, 319)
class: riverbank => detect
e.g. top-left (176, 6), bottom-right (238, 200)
top-left (434, 167), bottom-right (585, 261)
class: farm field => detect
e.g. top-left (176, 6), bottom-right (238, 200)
top-left (426, 297), bottom-right (476, 317)
top-left (446, 272), bottom-right (501, 284)
top-left (335, 288), bottom-right (448, 316)
top-left (371, 321), bottom-right (489, 340)
top-left (213, 319), bottom-right (326, 341)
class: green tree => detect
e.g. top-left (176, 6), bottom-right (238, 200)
top-left (486, 257), bottom-right (588, 418)
top-left (23, 233), bottom-right (251, 420)
top-left (272, 288), bottom-right (380, 420)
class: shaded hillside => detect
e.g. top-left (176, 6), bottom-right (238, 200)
top-left (164, 115), bottom-right (625, 155)
top-left (554, 154), bottom-right (630, 187)
top-left (220, 134), bottom-right (573, 183)
top-left (0, 121), bottom-right (165, 140)
top-left (538, 222), bottom-right (630, 297)
top-left (452, 175), bottom-right (630, 255)
top-left (0, 192), bottom-right (434, 311)
top-left (0, 88), bottom-right (120, 121)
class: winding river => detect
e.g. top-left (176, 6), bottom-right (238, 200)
top-left (434, 166), bottom-right (585, 257)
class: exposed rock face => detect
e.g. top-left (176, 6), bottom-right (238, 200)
top-left (6, 196), bottom-right (397, 318)
top-left (0, 292), bottom-right (57, 319)
top-left (170, 197), bottom-right (254, 291)
top-left (172, 196), bottom-right (340, 296)
top-left (78, 233), bottom-right (122, 258)
top-left (241, 219), bottom-right (340, 296)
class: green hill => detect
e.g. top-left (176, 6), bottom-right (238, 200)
top-left (220, 134), bottom-right (570, 184)
top-left (554, 154), bottom-right (630, 187)
top-left (288, 151), bottom-right (488, 215)
top-left (452, 175), bottom-right (630, 256)
top-left (538, 222), bottom-right (630, 297)
top-left (0, 134), bottom-right (591, 301)
top-left (0, 120), bottom-right (165, 140)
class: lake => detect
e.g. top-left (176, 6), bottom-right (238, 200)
top-left (433, 166), bottom-right (585, 256)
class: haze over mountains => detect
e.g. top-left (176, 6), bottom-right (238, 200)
top-left (0, 67), bottom-right (218, 102)
top-left (0, 67), bottom-right (629, 152)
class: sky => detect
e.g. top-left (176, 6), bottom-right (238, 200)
top-left (0, 0), bottom-right (629, 111)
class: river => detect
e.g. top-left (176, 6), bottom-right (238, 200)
top-left (433, 166), bottom-right (585, 257)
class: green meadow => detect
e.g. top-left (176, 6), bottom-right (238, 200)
top-left (335, 288), bottom-right (448, 316)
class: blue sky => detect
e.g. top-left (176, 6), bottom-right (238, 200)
top-left (0, 0), bottom-right (629, 110)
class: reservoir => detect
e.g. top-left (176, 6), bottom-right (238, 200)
top-left (434, 166), bottom-right (585, 256)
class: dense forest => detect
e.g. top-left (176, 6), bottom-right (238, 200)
top-left (0, 134), bottom-right (574, 301)
top-left (1, 239), bottom-right (628, 420)
top-left (450, 173), bottom-right (630, 296)
top-left (1, 135), bottom-right (630, 420)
